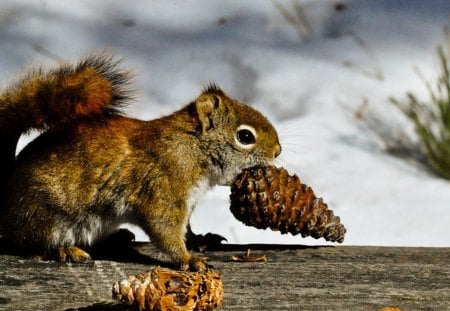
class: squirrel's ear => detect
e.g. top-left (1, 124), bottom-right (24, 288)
top-left (195, 94), bottom-right (220, 132)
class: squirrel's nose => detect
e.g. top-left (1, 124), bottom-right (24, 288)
top-left (274, 144), bottom-right (282, 158)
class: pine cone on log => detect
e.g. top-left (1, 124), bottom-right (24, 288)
top-left (230, 165), bottom-right (346, 243)
top-left (112, 267), bottom-right (223, 311)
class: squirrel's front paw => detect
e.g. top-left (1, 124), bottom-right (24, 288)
top-left (190, 255), bottom-right (212, 271)
top-left (57, 246), bottom-right (92, 263)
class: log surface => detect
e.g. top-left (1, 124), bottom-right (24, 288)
top-left (0, 243), bottom-right (449, 310)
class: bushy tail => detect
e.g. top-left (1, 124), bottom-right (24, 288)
top-left (0, 53), bottom-right (132, 178)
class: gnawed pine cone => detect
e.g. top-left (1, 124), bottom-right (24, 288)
top-left (112, 267), bottom-right (223, 311)
top-left (230, 165), bottom-right (346, 243)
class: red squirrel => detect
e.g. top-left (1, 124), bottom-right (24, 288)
top-left (0, 54), bottom-right (281, 270)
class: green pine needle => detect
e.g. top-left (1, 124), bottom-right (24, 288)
top-left (390, 45), bottom-right (450, 179)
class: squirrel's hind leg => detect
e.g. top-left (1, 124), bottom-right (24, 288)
top-left (2, 199), bottom-right (93, 263)
top-left (57, 246), bottom-right (91, 263)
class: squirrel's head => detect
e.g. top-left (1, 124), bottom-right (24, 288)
top-left (194, 84), bottom-right (281, 186)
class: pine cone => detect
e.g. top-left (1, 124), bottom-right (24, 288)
top-left (112, 267), bottom-right (223, 311)
top-left (230, 165), bottom-right (346, 243)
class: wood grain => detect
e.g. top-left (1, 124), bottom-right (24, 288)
top-left (0, 243), bottom-right (449, 310)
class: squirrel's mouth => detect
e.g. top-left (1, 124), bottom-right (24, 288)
top-left (219, 167), bottom-right (245, 186)
top-left (223, 179), bottom-right (234, 186)
top-left (215, 154), bottom-right (274, 187)
top-left (223, 159), bottom-right (272, 186)
top-left (221, 173), bottom-right (240, 186)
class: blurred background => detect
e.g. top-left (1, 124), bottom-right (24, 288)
top-left (1, 0), bottom-right (449, 246)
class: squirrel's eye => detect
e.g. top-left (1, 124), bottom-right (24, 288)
top-left (237, 129), bottom-right (255, 145)
top-left (235, 125), bottom-right (257, 149)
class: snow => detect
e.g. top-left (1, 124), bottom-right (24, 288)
top-left (1, 0), bottom-right (449, 247)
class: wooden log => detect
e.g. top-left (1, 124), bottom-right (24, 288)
top-left (0, 242), bottom-right (449, 310)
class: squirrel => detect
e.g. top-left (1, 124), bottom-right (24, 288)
top-left (0, 53), bottom-right (281, 270)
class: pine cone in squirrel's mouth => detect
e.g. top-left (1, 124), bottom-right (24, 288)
top-left (229, 165), bottom-right (346, 243)
top-left (112, 267), bottom-right (223, 311)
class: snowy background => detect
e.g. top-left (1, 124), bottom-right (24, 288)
top-left (1, 0), bottom-right (449, 247)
